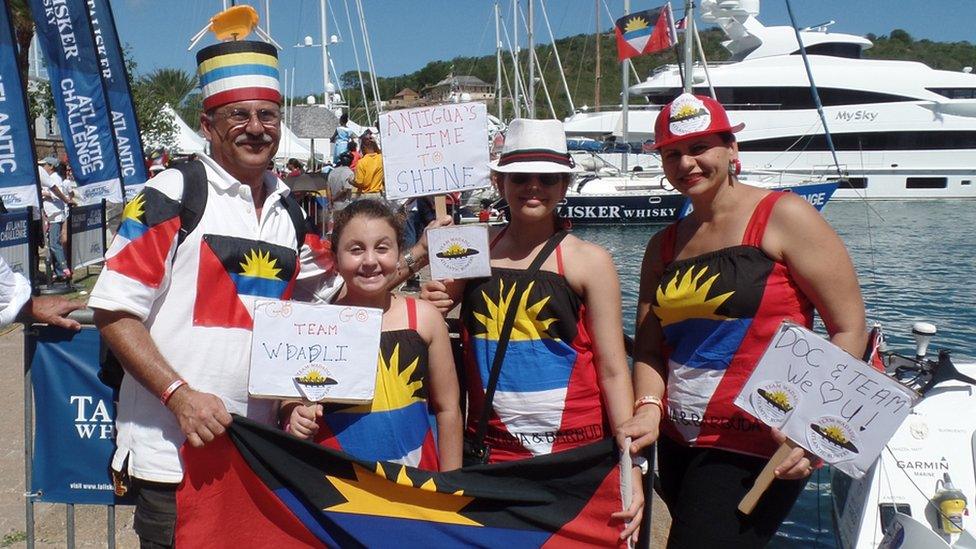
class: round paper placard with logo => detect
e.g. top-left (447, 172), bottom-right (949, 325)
top-left (668, 94), bottom-right (712, 137)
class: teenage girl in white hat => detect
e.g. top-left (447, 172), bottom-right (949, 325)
top-left (422, 118), bottom-right (645, 543)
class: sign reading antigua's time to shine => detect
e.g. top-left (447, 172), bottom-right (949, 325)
top-left (380, 102), bottom-right (491, 200)
top-left (248, 300), bottom-right (382, 403)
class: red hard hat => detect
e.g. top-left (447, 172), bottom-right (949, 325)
top-left (652, 93), bottom-right (744, 150)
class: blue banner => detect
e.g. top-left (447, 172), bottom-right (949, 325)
top-left (29, 0), bottom-right (123, 205)
top-left (0, 3), bottom-right (42, 211)
top-left (30, 326), bottom-right (123, 504)
top-left (86, 0), bottom-right (148, 201)
top-left (0, 208), bottom-right (33, 284)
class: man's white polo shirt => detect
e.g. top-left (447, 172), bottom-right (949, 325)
top-left (89, 154), bottom-right (341, 483)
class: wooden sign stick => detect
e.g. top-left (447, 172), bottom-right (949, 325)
top-left (434, 195), bottom-right (448, 220)
top-left (737, 439), bottom-right (798, 515)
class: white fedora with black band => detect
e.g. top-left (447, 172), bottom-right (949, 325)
top-left (489, 118), bottom-right (580, 174)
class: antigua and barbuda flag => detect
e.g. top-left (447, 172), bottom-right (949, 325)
top-left (193, 235), bottom-right (299, 329)
top-left (176, 416), bottom-right (626, 547)
top-left (104, 188), bottom-right (181, 288)
top-left (615, 4), bottom-right (676, 61)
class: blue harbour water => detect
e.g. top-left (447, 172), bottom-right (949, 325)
top-left (573, 200), bottom-right (976, 547)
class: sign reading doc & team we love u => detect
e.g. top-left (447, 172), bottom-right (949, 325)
top-left (248, 299), bottom-right (382, 403)
top-left (734, 322), bottom-right (917, 479)
top-left (379, 102), bottom-right (491, 201)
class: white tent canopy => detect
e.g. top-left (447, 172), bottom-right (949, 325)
top-left (150, 104), bottom-right (208, 155)
top-left (277, 121), bottom-right (315, 161)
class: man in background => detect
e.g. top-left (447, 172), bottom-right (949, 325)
top-left (39, 156), bottom-right (72, 281)
top-left (326, 152), bottom-right (355, 211)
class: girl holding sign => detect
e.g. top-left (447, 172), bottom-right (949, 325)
top-left (421, 119), bottom-right (644, 543)
top-left (619, 94), bottom-right (867, 547)
top-left (281, 199), bottom-right (462, 471)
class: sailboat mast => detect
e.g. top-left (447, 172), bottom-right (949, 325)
top-left (594, 0), bottom-right (601, 112)
top-left (527, 0), bottom-right (535, 117)
top-left (620, 0), bottom-right (630, 172)
top-left (539, 0), bottom-right (575, 115)
top-left (496, 2), bottom-right (503, 120)
top-left (320, 0), bottom-right (331, 109)
top-left (513, 0), bottom-right (522, 118)
top-left (785, 0), bottom-right (843, 178)
top-left (682, 0), bottom-right (694, 94)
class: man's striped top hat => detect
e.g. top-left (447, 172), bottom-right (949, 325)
top-left (196, 40), bottom-right (281, 111)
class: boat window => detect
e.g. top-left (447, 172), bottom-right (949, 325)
top-left (926, 88), bottom-right (976, 99)
top-left (738, 131), bottom-right (976, 152)
top-left (791, 42), bottom-right (863, 59)
top-left (906, 177), bottom-right (947, 189)
top-left (963, 180), bottom-right (972, 186)
top-left (645, 87), bottom-right (916, 108)
top-left (839, 178), bottom-right (868, 189)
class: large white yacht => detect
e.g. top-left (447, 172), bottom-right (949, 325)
top-left (565, 0), bottom-right (976, 200)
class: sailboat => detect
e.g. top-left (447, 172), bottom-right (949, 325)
top-left (555, 1), bottom-right (839, 225)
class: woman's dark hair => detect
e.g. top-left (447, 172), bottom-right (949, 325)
top-left (347, 141), bottom-right (358, 152)
top-left (330, 199), bottom-right (405, 253)
top-left (718, 132), bottom-right (736, 145)
top-left (361, 138), bottom-right (380, 154)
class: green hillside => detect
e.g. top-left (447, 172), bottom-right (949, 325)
top-left (333, 27), bottom-right (976, 122)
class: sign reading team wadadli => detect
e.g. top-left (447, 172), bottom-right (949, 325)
top-left (249, 299), bottom-right (382, 403)
top-left (379, 102), bottom-right (491, 200)
top-left (734, 322), bottom-right (918, 479)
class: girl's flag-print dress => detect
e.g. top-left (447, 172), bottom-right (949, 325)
top-left (314, 298), bottom-right (440, 471)
top-left (460, 235), bottom-right (609, 463)
top-left (652, 192), bottom-right (814, 459)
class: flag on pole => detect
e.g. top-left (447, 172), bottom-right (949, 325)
top-left (0, 2), bottom-right (42, 211)
top-left (615, 4), bottom-right (677, 61)
top-left (176, 416), bottom-right (626, 547)
top-left (85, 0), bottom-right (150, 202)
top-left (29, 0), bottom-right (124, 204)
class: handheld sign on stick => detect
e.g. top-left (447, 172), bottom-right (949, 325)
top-left (379, 103), bottom-right (491, 201)
top-left (380, 101), bottom-right (493, 277)
top-left (733, 322), bottom-right (917, 513)
top-left (427, 225), bottom-right (492, 280)
top-left (248, 299), bottom-right (383, 403)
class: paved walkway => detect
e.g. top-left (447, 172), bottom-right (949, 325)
top-left (0, 322), bottom-right (669, 548)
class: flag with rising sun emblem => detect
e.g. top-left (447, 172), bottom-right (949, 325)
top-left (651, 193), bottom-right (816, 458)
top-left (315, 315), bottom-right (441, 470)
top-left (614, 4), bottom-right (676, 61)
top-left (104, 187), bottom-right (182, 288)
top-left (194, 234), bottom-right (299, 329)
top-left (462, 271), bottom-right (610, 462)
top-left (176, 416), bottom-right (625, 547)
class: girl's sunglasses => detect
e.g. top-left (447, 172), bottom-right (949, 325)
top-left (507, 173), bottom-right (565, 187)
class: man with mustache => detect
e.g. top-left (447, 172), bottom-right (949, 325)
top-left (87, 40), bottom-right (441, 547)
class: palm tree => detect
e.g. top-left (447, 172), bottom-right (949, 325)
top-left (139, 68), bottom-right (201, 126)
top-left (9, 0), bottom-right (33, 82)
top-left (9, 0), bottom-right (37, 134)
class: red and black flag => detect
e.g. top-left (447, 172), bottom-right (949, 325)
top-left (194, 235), bottom-right (299, 329)
top-left (105, 188), bottom-right (181, 288)
top-left (615, 4), bottom-right (676, 61)
top-left (177, 416), bottom-right (626, 547)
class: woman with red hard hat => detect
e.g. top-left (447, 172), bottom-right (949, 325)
top-left (620, 94), bottom-right (868, 547)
